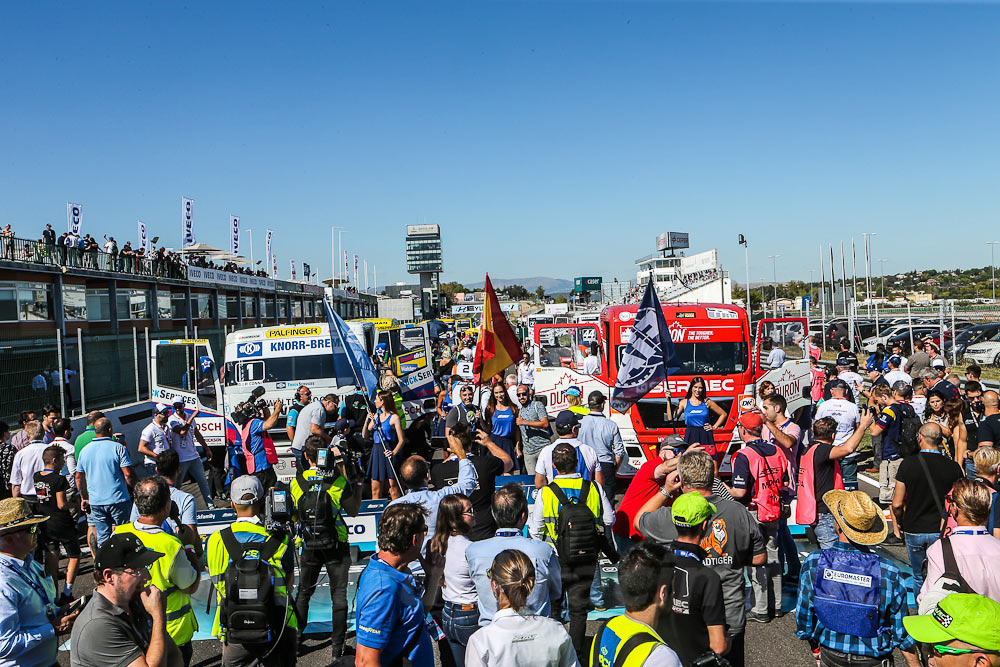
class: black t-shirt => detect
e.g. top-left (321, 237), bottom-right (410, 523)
top-left (661, 542), bottom-right (727, 667)
top-left (977, 414), bottom-right (1000, 448)
top-left (964, 405), bottom-right (980, 450)
top-left (895, 452), bottom-right (963, 533)
top-left (431, 452), bottom-right (505, 541)
top-left (807, 442), bottom-right (838, 514)
top-left (33, 470), bottom-right (75, 534)
top-left (340, 393), bottom-right (369, 425)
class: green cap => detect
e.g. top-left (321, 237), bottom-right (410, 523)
top-left (671, 492), bottom-right (717, 528)
top-left (903, 594), bottom-right (1000, 651)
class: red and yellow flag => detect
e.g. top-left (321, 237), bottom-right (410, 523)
top-left (473, 274), bottom-right (523, 384)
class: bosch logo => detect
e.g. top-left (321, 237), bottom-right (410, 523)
top-left (237, 342), bottom-right (262, 358)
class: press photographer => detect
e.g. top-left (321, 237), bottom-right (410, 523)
top-left (230, 387), bottom-right (283, 488)
top-left (290, 434), bottom-right (362, 664)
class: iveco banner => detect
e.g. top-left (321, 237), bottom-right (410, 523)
top-left (230, 215), bottom-right (240, 256)
top-left (67, 202), bottom-right (82, 235)
top-left (265, 229), bottom-right (273, 270)
top-left (182, 197), bottom-right (196, 247)
top-left (138, 220), bottom-right (147, 252)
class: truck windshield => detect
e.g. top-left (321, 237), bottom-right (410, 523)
top-left (616, 341), bottom-right (748, 376)
top-left (224, 354), bottom-right (336, 385)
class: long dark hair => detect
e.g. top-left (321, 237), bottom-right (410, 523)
top-left (686, 376), bottom-right (707, 400)
top-left (430, 494), bottom-right (470, 558)
top-left (485, 383), bottom-right (518, 427)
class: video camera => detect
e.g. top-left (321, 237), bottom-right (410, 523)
top-left (264, 483), bottom-right (292, 533)
top-left (316, 436), bottom-right (365, 489)
top-left (231, 386), bottom-right (268, 425)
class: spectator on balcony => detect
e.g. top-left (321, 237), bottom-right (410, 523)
top-left (1, 224), bottom-right (12, 259)
top-left (134, 245), bottom-right (146, 273)
top-left (120, 242), bottom-right (134, 273)
top-left (42, 223), bottom-right (56, 248)
top-left (56, 232), bottom-right (68, 266)
top-left (102, 236), bottom-right (118, 271)
top-left (64, 230), bottom-right (78, 267)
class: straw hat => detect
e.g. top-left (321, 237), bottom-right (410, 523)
top-left (823, 490), bottom-right (887, 546)
top-left (0, 498), bottom-right (48, 536)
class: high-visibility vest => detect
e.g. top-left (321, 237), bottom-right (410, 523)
top-left (206, 518), bottom-right (296, 641)
top-left (241, 420), bottom-right (277, 474)
top-left (590, 614), bottom-right (667, 667)
top-left (114, 522), bottom-right (198, 645)
top-left (539, 476), bottom-right (602, 543)
top-left (796, 443), bottom-right (843, 526)
top-left (740, 441), bottom-right (787, 523)
top-left (290, 468), bottom-right (349, 544)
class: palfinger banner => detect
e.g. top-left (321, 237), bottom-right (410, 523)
top-left (230, 216), bottom-right (240, 256)
top-left (67, 203), bottom-right (82, 235)
top-left (291, 260), bottom-right (296, 281)
top-left (138, 220), bottom-right (147, 252)
top-left (265, 229), bottom-right (273, 269)
top-left (182, 198), bottom-right (196, 247)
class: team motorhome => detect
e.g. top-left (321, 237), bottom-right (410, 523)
top-left (531, 303), bottom-right (811, 477)
top-left (150, 321), bottom-right (437, 480)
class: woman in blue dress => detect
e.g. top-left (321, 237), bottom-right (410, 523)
top-left (673, 376), bottom-right (727, 455)
top-left (485, 382), bottom-right (520, 473)
top-left (362, 390), bottom-right (405, 500)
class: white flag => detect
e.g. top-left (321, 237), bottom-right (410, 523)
top-left (230, 216), bottom-right (240, 256)
top-left (67, 203), bottom-right (82, 235)
top-left (265, 229), bottom-right (273, 269)
top-left (181, 198), bottom-right (195, 246)
top-left (138, 221), bottom-right (147, 252)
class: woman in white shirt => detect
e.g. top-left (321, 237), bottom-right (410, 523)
top-left (465, 549), bottom-right (579, 667)
top-left (430, 494), bottom-right (478, 666)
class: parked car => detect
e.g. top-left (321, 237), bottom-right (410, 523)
top-left (944, 322), bottom-right (1000, 360)
top-left (963, 330), bottom-right (1000, 366)
top-left (884, 327), bottom-right (943, 355)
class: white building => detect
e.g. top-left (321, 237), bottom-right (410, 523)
top-left (634, 249), bottom-right (731, 304)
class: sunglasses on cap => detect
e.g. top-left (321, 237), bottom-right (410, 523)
top-left (931, 645), bottom-right (998, 657)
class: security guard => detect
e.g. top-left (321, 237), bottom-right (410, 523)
top-left (290, 435), bottom-right (361, 665)
top-left (591, 542), bottom-right (683, 667)
top-left (114, 476), bottom-right (200, 666)
top-left (207, 475), bottom-right (297, 667)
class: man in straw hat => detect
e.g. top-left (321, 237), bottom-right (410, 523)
top-left (903, 593), bottom-right (1000, 667)
top-left (796, 489), bottom-right (920, 667)
top-left (0, 497), bottom-right (79, 666)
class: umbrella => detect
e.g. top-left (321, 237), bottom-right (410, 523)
top-left (175, 242), bottom-right (222, 254)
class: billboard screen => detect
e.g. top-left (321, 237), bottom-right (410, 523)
top-left (656, 233), bottom-right (668, 251)
top-left (668, 232), bottom-right (689, 249)
top-left (574, 276), bottom-right (603, 293)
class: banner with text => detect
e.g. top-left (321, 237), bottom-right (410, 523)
top-left (186, 266), bottom-right (275, 290)
top-left (67, 203), bottom-right (82, 235)
top-left (230, 215), bottom-right (240, 256)
top-left (451, 302), bottom-right (517, 314)
top-left (138, 220), bottom-right (147, 252)
top-left (182, 197), bottom-right (195, 246)
top-left (265, 229), bottom-right (273, 269)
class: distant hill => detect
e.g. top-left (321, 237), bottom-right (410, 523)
top-left (464, 276), bottom-right (575, 293)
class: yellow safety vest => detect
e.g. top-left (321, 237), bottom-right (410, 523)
top-left (114, 522), bottom-right (198, 645)
top-left (539, 475), bottom-right (602, 543)
top-left (289, 469), bottom-right (349, 543)
top-left (206, 517), bottom-right (296, 640)
top-left (590, 614), bottom-right (667, 667)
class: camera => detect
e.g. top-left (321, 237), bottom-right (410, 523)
top-left (692, 652), bottom-right (730, 667)
top-left (231, 386), bottom-right (268, 425)
top-left (264, 483), bottom-right (292, 532)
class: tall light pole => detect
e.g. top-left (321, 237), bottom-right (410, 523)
top-left (738, 234), bottom-right (751, 321)
top-left (768, 255), bottom-right (780, 318)
top-left (863, 232), bottom-right (877, 316)
top-left (987, 242), bottom-right (1000, 303)
top-left (877, 259), bottom-right (888, 300)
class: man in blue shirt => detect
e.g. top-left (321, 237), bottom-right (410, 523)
top-left (465, 483), bottom-right (562, 626)
top-left (355, 503), bottom-right (434, 667)
top-left (387, 431), bottom-right (478, 547)
top-left (578, 391), bottom-right (625, 496)
top-left (76, 418), bottom-right (136, 551)
top-left (796, 489), bottom-right (919, 667)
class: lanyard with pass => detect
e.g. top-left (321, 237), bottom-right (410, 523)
top-left (0, 558), bottom-right (54, 618)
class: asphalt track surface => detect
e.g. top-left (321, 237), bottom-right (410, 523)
top-left (55, 475), bottom-right (914, 667)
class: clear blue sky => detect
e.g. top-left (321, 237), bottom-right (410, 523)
top-left (2, 2), bottom-right (999, 289)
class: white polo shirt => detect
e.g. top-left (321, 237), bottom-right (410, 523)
top-left (465, 608), bottom-right (580, 667)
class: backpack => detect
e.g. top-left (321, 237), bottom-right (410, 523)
top-left (295, 472), bottom-right (338, 549)
top-left (896, 406), bottom-right (921, 457)
top-left (547, 481), bottom-right (599, 564)
top-left (814, 549), bottom-right (885, 638)
top-left (917, 537), bottom-right (977, 614)
top-left (219, 528), bottom-right (284, 644)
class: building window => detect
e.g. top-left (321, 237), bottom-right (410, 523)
top-left (85, 288), bottom-right (112, 321)
top-left (157, 291), bottom-right (171, 320)
top-left (171, 292), bottom-right (188, 319)
top-left (292, 300), bottom-right (302, 319)
top-left (194, 293), bottom-right (212, 319)
top-left (263, 297), bottom-right (275, 320)
top-left (278, 298), bottom-right (288, 320)
top-left (125, 289), bottom-right (151, 319)
top-left (242, 296), bottom-right (256, 318)
top-left (226, 294), bottom-right (239, 319)
top-left (64, 284), bottom-right (87, 321)
top-left (17, 283), bottom-right (51, 321)
top-left (217, 294), bottom-right (227, 319)
top-left (0, 288), bottom-right (17, 321)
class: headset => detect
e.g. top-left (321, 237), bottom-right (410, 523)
top-left (295, 386), bottom-right (311, 403)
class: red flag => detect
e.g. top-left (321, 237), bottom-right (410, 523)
top-left (473, 274), bottom-right (523, 384)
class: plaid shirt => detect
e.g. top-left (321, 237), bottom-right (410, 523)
top-left (796, 542), bottom-right (915, 657)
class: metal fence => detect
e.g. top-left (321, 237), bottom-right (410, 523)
top-left (0, 236), bottom-right (188, 279)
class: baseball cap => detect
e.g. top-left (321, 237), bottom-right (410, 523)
top-left (172, 399), bottom-right (186, 408)
top-left (564, 386), bottom-right (582, 398)
top-left (230, 475), bottom-right (264, 505)
top-left (555, 410), bottom-right (582, 430)
top-left (154, 403), bottom-right (172, 414)
top-left (588, 390), bottom-right (607, 406)
top-left (738, 411), bottom-right (763, 432)
top-left (95, 532), bottom-right (162, 571)
top-left (888, 355), bottom-right (902, 367)
top-left (334, 418), bottom-right (355, 432)
top-left (931, 357), bottom-right (946, 368)
top-left (671, 492), bottom-right (717, 527)
top-left (658, 434), bottom-right (686, 450)
top-left (903, 594), bottom-right (1000, 651)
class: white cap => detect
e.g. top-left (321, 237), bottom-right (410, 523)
top-left (154, 403), bottom-right (172, 414)
top-left (931, 358), bottom-right (946, 368)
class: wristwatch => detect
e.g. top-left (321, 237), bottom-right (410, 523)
top-left (659, 485), bottom-right (672, 498)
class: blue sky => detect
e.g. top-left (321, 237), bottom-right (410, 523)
top-left (2, 2), bottom-right (999, 289)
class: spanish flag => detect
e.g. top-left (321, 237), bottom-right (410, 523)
top-left (473, 274), bottom-right (523, 384)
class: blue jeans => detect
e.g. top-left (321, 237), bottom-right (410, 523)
top-left (815, 512), bottom-right (838, 550)
top-left (88, 499), bottom-right (133, 547)
top-left (904, 532), bottom-right (940, 593)
top-left (178, 458), bottom-right (213, 507)
top-left (292, 448), bottom-right (307, 471)
top-left (964, 456), bottom-right (977, 480)
top-left (591, 564), bottom-right (605, 607)
top-left (840, 455), bottom-right (859, 491)
top-left (777, 515), bottom-right (801, 580)
top-left (442, 601), bottom-right (479, 666)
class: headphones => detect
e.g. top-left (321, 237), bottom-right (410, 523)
top-left (295, 386), bottom-right (310, 402)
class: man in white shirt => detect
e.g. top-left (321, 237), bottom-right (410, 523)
top-left (814, 380), bottom-right (862, 490)
top-left (836, 361), bottom-right (865, 402)
top-left (516, 353), bottom-right (535, 389)
top-left (534, 411), bottom-right (603, 487)
top-left (137, 404), bottom-right (173, 477)
top-left (884, 355), bottom-right (912, 387)
top-left (9, 421), bottom-right (47, 500)
top-left (764, 340), bottom-right (786, 369)
top-left (167, 400), bottom-right (212, 506)
top-left (505, 374), bottom-right (519, 405)
top-left (583, 343), bottom-right (601, 375)
top-left (50, 418), bottom-right (77, 490)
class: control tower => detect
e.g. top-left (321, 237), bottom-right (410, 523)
top-left (405, 224), bottom-right (442, 317)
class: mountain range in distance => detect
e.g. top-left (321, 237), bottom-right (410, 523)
top-left (463, 276), bottom-right (575, 293)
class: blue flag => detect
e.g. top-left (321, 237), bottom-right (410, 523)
top-left (324, 299), bottom-right (379, 399)
top-left (610, 281), bottom-right (680, 413)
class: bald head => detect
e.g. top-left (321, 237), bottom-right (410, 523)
top-left (399, 455), bottom-right (429, 489)
top-left (984, 390), bottom-right (1000, 412)
top-left (94, 417), bottom-right (113, 436)
top-left (918, 422), bottom-right (943, 450)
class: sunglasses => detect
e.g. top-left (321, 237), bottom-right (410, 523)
top-left (14, 525), bottom-right (39, 535)
top-left (462, 510), bottom-right (474, 516)
top-left (516, 392), bottom-right (529, 397)
top-left (932, 644), bottom-right (999, 657)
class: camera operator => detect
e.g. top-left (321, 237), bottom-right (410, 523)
top-left (206, 475), bottom-right (297, 667)
top-left (290, 435), bottom-right (362, 665)
top-left (235, 395), bottom-right (283, 489)
top-left (291, 394), bottom-right (337, 471)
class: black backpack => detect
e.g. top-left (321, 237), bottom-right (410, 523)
top-left (548, 481), bottom-right (599, 564)
top-left (295, 471), bottom-right (338, 549)
top-left (220, 527), bottom-right (284, 644)
top-left (897, 405), bottom-right (921, 457)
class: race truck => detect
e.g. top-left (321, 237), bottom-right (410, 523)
top-left (150, 320), bottom-right (438, 481)
top-left (531, 303), bottom-right (811, 478)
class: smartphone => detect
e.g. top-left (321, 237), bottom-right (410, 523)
top-left (63, 594), bottom-right (91, 615)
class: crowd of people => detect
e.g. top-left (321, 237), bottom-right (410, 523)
top-left (1, 325), bottom-right (1000, 667)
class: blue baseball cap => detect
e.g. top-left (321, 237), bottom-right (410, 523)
top-left (564, 385), bottom-right (582, 397)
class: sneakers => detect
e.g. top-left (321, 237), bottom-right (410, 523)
top-left (748, 611), bottom-right (771, 624)
top-left (884, 534), bottom-right (904, 546)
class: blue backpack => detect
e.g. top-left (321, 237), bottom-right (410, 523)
top-left (550, 444), bottom-right (592, 481)
top-left (814, 549), bottom-right (885, 638)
